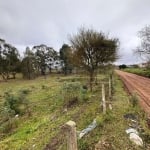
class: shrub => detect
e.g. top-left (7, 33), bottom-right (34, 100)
top-left (80, 88), bottom-right (89, 102)
top-left (129, 93), bottom-right (139, 107)
top-left (0, 117), bottom-right (19, 133)
top-left (61, 82), bottom-right (81, 106)
top-left (61, 82), bottom-right (89, 107)
top-left (3, 90), bottom-right (30, 115)
top-left (4, 92), bottom-right (20, 114)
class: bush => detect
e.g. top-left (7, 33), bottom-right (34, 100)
top-left (80, 88), bottom-right (89, 102)
top-left (3, 90), bottom-right (30, 115)
top-left (4, 92), bottom-right (21, 115)
top-left (60, 82), bottom-right (89, 107)
top-left (61, 82), bottom-right (81, 107)
top-left (129, 93), bottom-right (139, 107)
top-left (0, 117), bottom-right (19, 134)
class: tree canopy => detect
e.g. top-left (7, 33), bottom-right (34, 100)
top-left (70, 28), bottom-right (119, 90)
top-left (0, 39), bottom-right (20, 81)
top-left (33, 44), bottom-right (58, 75)
top-left (59, 44), bottom-right (73, 74)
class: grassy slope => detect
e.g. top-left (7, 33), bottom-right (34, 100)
top-left (123, 68), bottom-right (150, 78)
top-left (0, 73), bottom-right (148, 150)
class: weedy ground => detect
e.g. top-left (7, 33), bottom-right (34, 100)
top-left (0, 73), bottom-right (149, 150)
top-left (123, 67), bottom-right (150, 78)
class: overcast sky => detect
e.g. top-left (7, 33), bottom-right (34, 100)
top-left (0, 0), bottom-right (150, 64)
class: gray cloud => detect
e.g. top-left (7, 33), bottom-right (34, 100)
top-left (0, 0), bottom-right (150, 64)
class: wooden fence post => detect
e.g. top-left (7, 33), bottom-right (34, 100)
top-left (102, 84), bottom-right (106, 114)
top-left (64, 120), bottom-right (78, 150)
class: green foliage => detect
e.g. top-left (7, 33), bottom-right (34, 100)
top-left (119, 64), bottom-right (127, 69)
top-left (61, 82), bottom-right (81, 107)
top-left (80, 87), bottom-right (89, 102)
top-left (4, 92), bottom-right (20, 115)
top-left (124, 68), bottom-right (150, 78)
top-left (78, 140), bottom-right (90, 150)
top-left (33, 44), bottom-right (58, 75)
top-left (129, 93), bottom-right (139, 107)
top-left (0, 89), bottom-right (30, 135)
top-left (59, 44), bottom-right (73, 74)
top-left (0, 39), bottom-right (21, 81)
top-left (0, 73), bottom-right (148, 149)
top-left (70, 27), bottom-right (119, 91)
top-left (21, 47), bottom-right (37, 79)
top-left (0, 117), bottom-right (19, 134)
top-left (96, 111), bottom-right (115, 127)
top-left (0, 107), bottom-right (15, 123)
top-left (61, 82), bottom-right (89, 107)
top-left (3, 90), bottom-right (29, 115)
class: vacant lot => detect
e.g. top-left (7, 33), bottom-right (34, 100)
top-left (0, 73), bottom-right (149, 149)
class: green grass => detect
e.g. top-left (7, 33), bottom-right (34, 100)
top-left (0, 73), bottom-right (149, 149)
top-left (124, 68), bottom-right (150, 78)
top-left (0, 74), bottom-right (103, 149)
top-left (77, 74), bottom-right (147, 150)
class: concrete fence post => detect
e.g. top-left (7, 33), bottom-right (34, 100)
top-left (109, 76), bottom-right (112, 100)
top-left (102, 84), bottom-right (106, 114)
top-left (64, 120), bottom-right (78, 150)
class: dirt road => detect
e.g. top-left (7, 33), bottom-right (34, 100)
top-left (116, 70), bottom-right (150, 115)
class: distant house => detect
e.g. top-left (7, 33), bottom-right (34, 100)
top-left (138, 62), bottom-right (150, 68)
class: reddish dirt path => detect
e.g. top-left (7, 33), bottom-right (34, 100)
top-left (116, 70), bottom-right (150, 115)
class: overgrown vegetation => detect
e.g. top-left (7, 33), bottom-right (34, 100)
top-left (124, 68), bottom-right (150, 78)
top-left (0, 73), bottom-right (149, 149)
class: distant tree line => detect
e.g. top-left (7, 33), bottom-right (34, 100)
top-left (0, 39), bottom-right (71, 80)
top-left (0, 27), bottom-right (119, 85)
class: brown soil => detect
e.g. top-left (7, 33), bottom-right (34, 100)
top-left (116, 70), bottom-right (150, 115)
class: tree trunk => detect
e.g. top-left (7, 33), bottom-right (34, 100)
top-left (89, 70), bottom-right (94, 91)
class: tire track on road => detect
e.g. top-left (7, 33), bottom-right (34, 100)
top-left (116, 70), bottom-right (150, 115)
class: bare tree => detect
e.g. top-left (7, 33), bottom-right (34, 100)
top-left (135, 25), bottom-right (150, 64)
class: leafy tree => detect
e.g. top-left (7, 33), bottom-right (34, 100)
top-left (0, 39), bottom-right (20, 81)
top-left (119, 64), bottom-right (127, 69)
top-left (60, 44), bottom-right (73, 75)
top-left (21, 47), bottom-right (37, 79)
top-left (70, 28), bottom-right (118, 91)
top-left (32, 44), bottom-right (58, 75)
